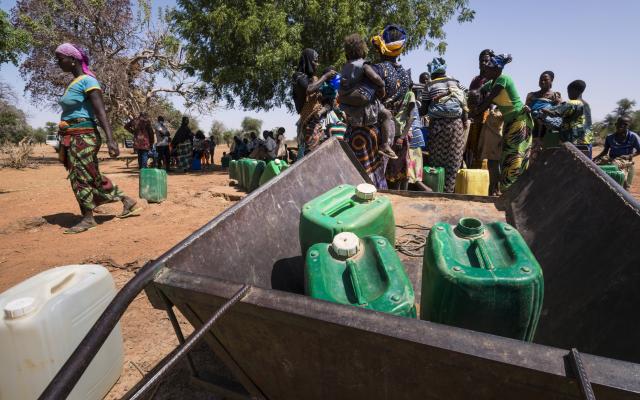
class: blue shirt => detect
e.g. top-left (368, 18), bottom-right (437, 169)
top-left (59, 75), bottom-right (102, 121)
top-left (409, 105), bottom-right (425, 148)
top-left (605, 131), bottom-right (640, 158)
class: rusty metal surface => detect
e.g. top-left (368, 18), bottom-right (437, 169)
top-left (500, 143), bottom-right (640, 363)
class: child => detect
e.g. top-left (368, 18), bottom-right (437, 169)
top-left (338, 33), bottom-right (397, 159)
top-left (202, 138), bottom-right (211, 167)
top-left (319, 66), bottom-right (348, 141)
top-left (221, 151), bottom-right (230, 168)
top-left (538, 80), bottom-right (590, 150)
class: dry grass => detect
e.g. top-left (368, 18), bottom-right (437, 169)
top-left (0, 138), bottom-right (37, 169)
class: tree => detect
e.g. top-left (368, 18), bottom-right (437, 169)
top-left (209, 120), bottom-right (226, 143)
top-left (0, 9), bottom-right (29, 66)
top-left (595, 98), bottom-right (638, 138)
top-left (171, 0), bottom-right (474, 110)
top-left (12, 0), bottom-right (214, 126)
top-left (0, 101), bottom-right (32, 143)
top-left (241, 116), bottom-right (262, 134)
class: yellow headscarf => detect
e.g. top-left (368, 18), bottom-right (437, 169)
top-left (371, 25), bottom-right (407, 57)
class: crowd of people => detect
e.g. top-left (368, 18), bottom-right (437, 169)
top-left (124, 114), bottom-right (218, 172)
top-left (291, 25), bottom-right (640, 194)
top-left (51, 33), bottom-right (640, 233)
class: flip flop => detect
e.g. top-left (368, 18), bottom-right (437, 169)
top-left (117, 207), bottom-right (142, 219)
top-left (63, 223), bottom-right (97, 234)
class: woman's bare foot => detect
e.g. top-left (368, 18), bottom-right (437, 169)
top-left (379, 143), bottom-right (398, 159)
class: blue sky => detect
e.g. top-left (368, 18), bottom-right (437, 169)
top-left (2, 0), bottom-right (640, 138)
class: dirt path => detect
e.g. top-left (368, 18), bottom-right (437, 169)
top-left (0, 144), bottom-right (240, 398)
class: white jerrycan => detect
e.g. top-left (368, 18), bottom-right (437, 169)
top-left (0, 264), bottom-right (123, 400)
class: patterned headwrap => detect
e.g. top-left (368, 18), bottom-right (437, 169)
top-left (371, 25), bottom-right (407, 57)
top-left (427, 57), bottom-right (447, 75)
top-left (488, 53), bottom-right (512, 70)
top-left (55, 43), bottom-right (95, 77)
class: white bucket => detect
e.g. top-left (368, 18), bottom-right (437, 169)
top-left (0, 265), bottom-right (123, 400)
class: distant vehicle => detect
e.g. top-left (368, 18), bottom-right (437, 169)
top-left (45, 134), bottom-right (60, 151)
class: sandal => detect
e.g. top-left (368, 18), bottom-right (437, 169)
top-left (117, 206), bottom-right (142, 219)
top-left (64, 220), bottom-right (97, 234)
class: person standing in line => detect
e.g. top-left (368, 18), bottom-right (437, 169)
top-left (464, 49), bottom-right (494, 168)
top-left (125, 112), bottom-right (154, 169)
top-left (171, 116), bottom-right (193, 172)
top-left (275, 127), bottom-right (288, 161)
top-left (472, 53), bottom-right (533, 192)
top-left (292, 48), bottom-right (336, 157)
top-left (154, 115), bottom-right (171, 170)
top-left (524, 71), bottom-right (562, 159)
top-left (54, 43), bottom-right (139, 234)
top-left (421, 57), bottom-right (468, 193)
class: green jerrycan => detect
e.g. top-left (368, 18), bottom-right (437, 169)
top-left (248, 160), bottom-right (265, 192)
top-left (229, 159), bottom-right (238, 180)
top-left (299, 184), bottom-right (395, 257)
top-left (600, 164), bottom-right (625, 186)
top-left (305, 232), bottom-right (416, 317)
top-left (139, 168), bottom-right (167, 203)
top-left (422, 166), bottom-right (445, 193)
top-left (259, 159), bottom-right (289, 187)
top-left (421, 218), bottom-right (544, 341)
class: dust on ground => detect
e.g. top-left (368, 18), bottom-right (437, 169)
top-left (0, 143), bottom-right (241, 399)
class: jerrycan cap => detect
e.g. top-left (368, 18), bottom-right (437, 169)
top-left (332, 232), bottom-right (361, 258)
top-left (4, 297), bottom-right (38, 319)
top-left (274, 159), bottom-right (281, 165)
top-left (456, 217), bottom-right (485, 238)
top-left (355, 183), bottom-right (376, 201)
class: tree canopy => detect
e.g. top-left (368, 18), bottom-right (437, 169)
top-left (11, 0), bottom-right (213, 125)
top-left (594, 98), bottom-right (640, 138)
top-left (241, 116), bottom-right (263, 133)
top-left (0, 9), bottom-right (29, 66)
top-left (171, 0), bottom-right (474, 111)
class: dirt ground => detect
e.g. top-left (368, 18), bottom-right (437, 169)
top-left (1, 143), bottom-right (639, 399)
top-left (0, 143), bottom-right (241, 399)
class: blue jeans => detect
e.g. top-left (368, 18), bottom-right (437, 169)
top-left (137, 150), bottom-right (149, 169)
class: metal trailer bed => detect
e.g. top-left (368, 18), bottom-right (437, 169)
top-left (39, 139), bottom-right (640, 399)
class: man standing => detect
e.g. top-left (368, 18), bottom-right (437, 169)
top-left (594, 115), bottom-right (640, 189)
top-left (154, 116), bottom-right (171, 170)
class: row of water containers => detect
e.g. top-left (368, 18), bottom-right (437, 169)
top-left (229, 158), bottom-right (289, 192)
top-left (299, 183), bottom-right (544, 342)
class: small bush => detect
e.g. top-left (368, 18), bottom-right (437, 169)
top-left (1, 137), bottom-right (36, 169)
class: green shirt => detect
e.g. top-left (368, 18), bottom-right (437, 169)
top-left (482, 74), bottom-right (526, 126)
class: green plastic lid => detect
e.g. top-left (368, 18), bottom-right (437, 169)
top-left (456, 218), bottom-right (485, 238)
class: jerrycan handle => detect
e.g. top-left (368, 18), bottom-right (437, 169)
top-left (48, 271), bottom-right (77, 297)
top-left (325, 200), bottom-right (355, 218)
top-left (346, 259), bottom-right (367, 305)
top-left (473, 238), bottom-right (495, 270)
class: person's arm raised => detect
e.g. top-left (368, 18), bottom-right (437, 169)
top-left (471, 83), bottom-right (502, 118)
top-left (306, 70), bottom-right (336, 94)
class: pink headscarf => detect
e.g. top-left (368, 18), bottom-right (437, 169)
top-left (55, 43), bottom-right (95, 77)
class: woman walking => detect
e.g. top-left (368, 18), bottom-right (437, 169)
top-left (422, 57), bottom-right (468, 193)
top-left (292, 48), bottom-right (336, 157)
top-left (171, 116), bottom-right (193, 172)
top-left (472, 54), bottom-right (533, 192)
top-left (54, 43), bottom-right (138, 234)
